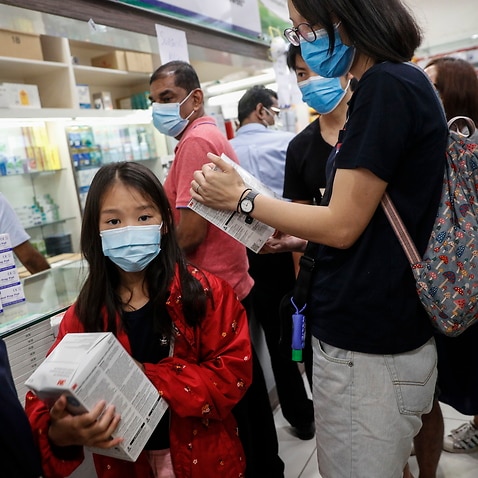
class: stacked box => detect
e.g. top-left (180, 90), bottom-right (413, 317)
top-left (0, 233), bottom-right (26, 308)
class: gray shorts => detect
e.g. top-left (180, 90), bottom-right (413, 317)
top-left (311, 336), bottom-right (437, 478)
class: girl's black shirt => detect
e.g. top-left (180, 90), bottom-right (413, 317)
top-left (124, 302), bottom-right (170, 450)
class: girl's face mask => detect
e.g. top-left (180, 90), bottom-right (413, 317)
top-left (100, 224), bottom-right (162, 272)
top-left (152, 90), bottom-right (195, 137)
top-left (300, 23), bottom-right (355, 78)
top-left (298, 76), bottom-right (349, 114)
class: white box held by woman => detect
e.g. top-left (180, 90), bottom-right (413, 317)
top-left (25, 332), bottom-right (168, 461)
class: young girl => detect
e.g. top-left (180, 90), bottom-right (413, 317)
top-left (25, 161), bottom-right (252, 478)
top-left (191, 0), bottom-right (448, 476)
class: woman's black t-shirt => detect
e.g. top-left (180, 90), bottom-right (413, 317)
top-left (309, 62), bottom-right (448, 354)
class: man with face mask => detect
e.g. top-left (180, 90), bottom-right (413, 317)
top-left (283, 44), bottom-right (354, 207)
top-left (149, 61), bottom-right (285, 478)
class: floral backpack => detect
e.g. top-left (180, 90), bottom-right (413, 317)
top-left (382, 116), bottom-right (478, 337)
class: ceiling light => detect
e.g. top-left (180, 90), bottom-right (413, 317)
top-left (206, 69), bottom-right (276, 96)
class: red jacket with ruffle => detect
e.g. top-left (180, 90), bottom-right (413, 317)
top-left (25, 266), bottom-right (252, 478)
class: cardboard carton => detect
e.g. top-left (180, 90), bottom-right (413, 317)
top-left (91, 51), bottom-right (127, 71)
top-left (0, 30), bottom-right (43, 61)
top-left (25, 332), bottom-right (168, 462)
top-left (125, 51), bottom-right (153, 73)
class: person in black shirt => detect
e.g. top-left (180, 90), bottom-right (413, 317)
top-left (191, 0), bottom-right (448, 476)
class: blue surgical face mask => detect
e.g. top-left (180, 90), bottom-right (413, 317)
top-left (301, 23), bottom-right (355, 78)
top-left (100, 224), bottom-right (162, 272)
top-left (152, 90), bottom-right (195, 137)
top-left (298, 76), bottom-right (348, 114)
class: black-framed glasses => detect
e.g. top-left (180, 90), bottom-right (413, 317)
top-left (283, 23), bottom-right (317, 46)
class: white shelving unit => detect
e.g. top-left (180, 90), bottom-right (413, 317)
top-left (0, 33), bottom-right (169, 254)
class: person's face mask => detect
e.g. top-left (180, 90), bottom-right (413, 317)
top-left (152, 90), bottom-right (195, 137)
top-left (300, 23), bottom-right (355, 78)
top-left (100, 224), bottom-right (162, 272)
top-left (262, 106), bottom-right (283, 129)
top-left (298, 76), bottom-right (348, 114)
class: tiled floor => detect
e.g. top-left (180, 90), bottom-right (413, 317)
top-left (274, 384), bottom-right (478, 477)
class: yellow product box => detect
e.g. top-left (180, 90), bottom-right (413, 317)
top-left (91, 50), bottom-right (127, 70)
top-left (25, 332), bottom-right (168, 462)
top-left (125, 51), bottom-right (153, 73)
top-left (0, 82), bottom-right (41, 108)
top-left (0, 30), bottom-right (43, 61)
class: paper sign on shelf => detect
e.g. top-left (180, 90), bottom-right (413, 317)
top-left (155, 24), bottom-right (189, 64)
top-left (188, 154), bottom-right (279, 253)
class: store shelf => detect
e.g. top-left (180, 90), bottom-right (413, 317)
top-left (0, 107), bottom-right (152, 121)
top-left (0, 56), bottom-right (68, 80)
top-left (74, 65), bottom-right (151, 88)
top-left (24, 217), bottom-right (76, 230)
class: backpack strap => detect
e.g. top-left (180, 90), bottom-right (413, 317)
top-left (381, 192), bottom-right (421, 265)
top-left (448, 116), bottom-right (476, 137)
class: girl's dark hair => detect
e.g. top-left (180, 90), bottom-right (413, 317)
top-left (291, 0), bottom-right (422, 62)
top-left (425, 57), bottom-right (478, 126)
top-left (76, 161), bottom-right (208, 335)
top-left (150, 60), bottom-right (200, 92)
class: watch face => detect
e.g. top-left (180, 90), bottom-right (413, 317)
top-left (241, 198), bottom-right (253, 213)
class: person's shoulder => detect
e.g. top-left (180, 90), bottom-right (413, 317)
top-left (364, 61), bottom-right (430, 87)
top-left (289, 118), bottom-right (319, 146)
top-left (185, 264), bottom-right (237, 296)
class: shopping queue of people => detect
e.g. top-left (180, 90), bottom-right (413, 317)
top-left (2, 1), bottom-right (477, 477)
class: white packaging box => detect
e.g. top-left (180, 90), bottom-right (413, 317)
top-left (76, 84), bottom-right (91, 109)
top-left (0, 233), bottom-right (25, 306)
top-left (0, 82), bottom-right (41, 108)
top-left (25, 332), bottom-right (168, 462)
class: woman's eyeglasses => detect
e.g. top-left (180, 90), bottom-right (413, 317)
top-left (283, 23), bottom-right (317, 46)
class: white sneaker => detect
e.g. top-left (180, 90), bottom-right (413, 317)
top-left (443, 421), bottom-right (478, 453)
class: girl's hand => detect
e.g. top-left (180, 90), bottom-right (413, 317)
top-left (191, 153), bottom-right (246, 212)
top-left (48, 395), bottom-right (122, 449)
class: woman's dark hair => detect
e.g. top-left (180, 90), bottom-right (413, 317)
top-left (76, 161), bottom-right (208, 335)
top-left (425, 57), bottom-right (478, 126)
top-left (291, 0), bottom-right (422, 62)
top-left (237, 85), bottom-right (278, 125)
top-left (150, 60), bottom-right (200, 92)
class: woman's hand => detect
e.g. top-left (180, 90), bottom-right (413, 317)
top-left (191, 153), bottom-right (246, 212)
top-left (48, 395), bottom-right (122, 449)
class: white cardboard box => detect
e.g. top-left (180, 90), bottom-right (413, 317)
top-left (0, 82), bottom-right (41, 108)
top-left (25, 332), bottom-right (168, 461)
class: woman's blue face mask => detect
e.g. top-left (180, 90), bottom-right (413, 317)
top-left (300, 23), bottom-right (355, 78)
top-left (298, 76), bottom-right (348, 114)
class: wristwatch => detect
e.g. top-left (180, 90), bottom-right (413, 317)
top-left (239, 190), bottom-right (259, 214)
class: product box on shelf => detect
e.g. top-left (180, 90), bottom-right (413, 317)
top-left (25, 332), bottom-right (168, 462)
top-left (76, 84), bottom-right (91, 109)
top-left (0, 83), bottom-right (41, 108)
top-left (124, 51), bottom-right (153, 73)
top-left (0, 233), bottom-right (26, 308)
top-left (91, 50), bottom-right (127, 70)
top-left (92, 91), bottom-right (113, 110)
top-left (0, 30), bottom-right (43, 61)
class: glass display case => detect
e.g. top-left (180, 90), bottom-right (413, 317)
top-left (0, 259), bottom-right (87, 402)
